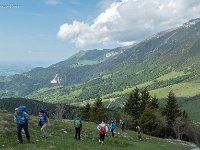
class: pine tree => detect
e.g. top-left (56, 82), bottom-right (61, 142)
top-left (115, 112), bottom-right (120, 125)
top-left (124, 87), bottom-right (141, 123)
top-left (91, 96), bottom-right (104, 123)
top-left (82, 102), bottom-right (91, 121)
top-left (149, 95), bottom-right (159, 110)
top-left (164, 91), bottom-right (181, 126)
top-left (140, 88), bottom-right (151, 113)
top-left (182, 110), bottom-right (188, 119)
top-left (138, 107), bottom-right (157, 135)
top-left (124, 92), bottom-right (134, 115)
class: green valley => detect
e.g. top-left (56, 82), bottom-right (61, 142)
top-left (1, 19), bottom-right (200, 121)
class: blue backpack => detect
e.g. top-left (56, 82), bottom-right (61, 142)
top-left (18, 106), bottom-right (29, 124)
top-left (110, 123), bottom-right (116, 130)
top-left (38, 113), bottom-right (48, 127)
top-left (40, 108), bottom-right (49, 118)
top-left (18, 106), bottom-right (28, 114)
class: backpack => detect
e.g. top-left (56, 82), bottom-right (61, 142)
top-left (110, 123), bottom-right (116, 130)
top-left (120, 121), bottom-right (125, 126)
top-left (18, 106), bottom-right (28, 114)
top-left (40, 108), bottom-right (49, 118)
top-left (18, 106), bottom-right (28, 124)
top-left (122, 121), bottom-right (125, 126)
top-left (75, 119), bottom-right (81, 128)
top-left (99, 126), bottom-right (106, 135)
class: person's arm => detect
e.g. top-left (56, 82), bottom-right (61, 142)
top-left (114, 124), bottom-right (116, 129)
top-left (80, 120), bottom-right (82, 128)
top-left (13, 113), bottom-right (16, 122)
top-left (105, 126), bottom-right (109, 132)
top-left (45, 114), bottom-right (50, 125)
top-left (47, 117), bottom-right (50, 125)
top-left (73, 118), bottom-right (76, 127)
top-left (38, 116), bottom-right (41, 127)
top-left (23, 112), bottom-right (29, 120)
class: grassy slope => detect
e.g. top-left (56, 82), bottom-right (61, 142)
top-left (71, 71), bottom-right (195, 105)
top-left (156, 71), bottom-right (189, 81)
top-left (149, 81), bottom-right (200, 99)
top-left (26, 71), bottom-right (200, 122)
top-left (0, 110), bottom-right (196, 150)
top-left (29, 71), bottom-right (191, 103)
top-left (180, 95), bottom-right (200, 122)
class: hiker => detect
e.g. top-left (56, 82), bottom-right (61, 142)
top-left (73, 114), bottom-right (82, 140)
top-left (136, 125), bottom-right (143, 141)
top-left (109, 121), bottom-right (117, 137)
top-left (38, 109), bottom-right (49, 138)
top-left (120, 119), bottom-right (125, 131)
top-left (13, 107), bottom-right (30, 144)
top-left (13, 108), bottom-right (18, 124)
top-left (97, 121), bottom-right (108, 145)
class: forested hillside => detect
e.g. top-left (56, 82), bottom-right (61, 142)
top-left (1, 18), bottom-right (200, 114)
top-left (0, 98), bottom-right (81, 119)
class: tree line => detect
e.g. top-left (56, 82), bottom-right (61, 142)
top-left (0, 98), bottom-right (82, 120)
top-left (81, 87), bottom-right (200, 145)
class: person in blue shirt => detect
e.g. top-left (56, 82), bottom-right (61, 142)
top-left (13, 107), bottom-right (30, 144)
top-left (109, 121), bottom-right (117, 137)
top-left (38, 109), bottom-right (49, 138)
top-left (73, 114), bottom-right (82, 140)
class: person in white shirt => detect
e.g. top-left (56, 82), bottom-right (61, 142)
top-left (97, 121), bottom-right (108, 145)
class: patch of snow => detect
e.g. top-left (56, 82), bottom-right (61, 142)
top-left (145, 28), bottom-right (177, 41)
top-left (149, 48), bottom-right (158, 53)
top-left (182, 18), bottom-right (200, 28)
top-left (50, 74), bottom-right (61, 84)
top-left (105, 50), bottom-right (124, 58)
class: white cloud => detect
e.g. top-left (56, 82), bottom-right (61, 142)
top-left (46, 0), bottom-right (62, 5)
top-left (57, 0), bottom-right (200, 48)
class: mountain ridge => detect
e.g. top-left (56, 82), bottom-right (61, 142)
top-left (1, 18), bottom-right (200, 117)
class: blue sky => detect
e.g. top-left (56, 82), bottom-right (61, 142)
top-left (0, 0), bottom-right (101, 63)
top-left (0, 0), bottom-right (200, 65)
